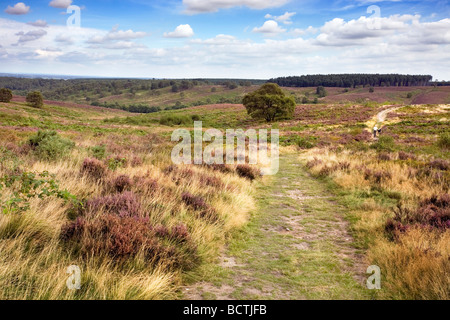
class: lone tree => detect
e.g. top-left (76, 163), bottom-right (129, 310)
top-left (0, 88), bottom-right (13, 103)
top-left (243, 83), bottom-right (295, 122)
top-left (316, 86), bottom-right (327, 98)
top-left (26, 91), bottom-right (44, 108)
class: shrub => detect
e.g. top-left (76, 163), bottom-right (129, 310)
top-left (0, 88), bottom-right (13, 103)
top-left (437, 133), bottom-right (450, 149)
top-left (385, 194), bottom-right (450, 240)
top-left (61, 214), bottom-right (198, 270)
top-left (306, 157), bottom-right (323, 169)
top-left (28, 130), bottom-right (74, 160)
top-left (90, 145), bottom-right (106, 159)
top-left (370, 136), bottom-right (396, 152)
top-left (236, 164), bottom-right (259, 181)
top-left (181, 192), bottom-right (219, 222)
top-left (0, 170), bottom-right (77, 214)
top-left (377, 152), bottom-right (392, 161)
top-left (159, 114), bottom-right (192, 126)
top-left (80, 157), bottom-right (107, 180)
top-left (364, 169), bottom-right (392, 184)
top-left (398, 151), bottom-right (416, 161)
top-left (107, 156), bottom-right (127, 171)
top-left (191, 114), bottom-right (201, 121)
top-left (427, 159), bottom-right (449, 171)
top-left (85, 191), bottom-right (142, 217)
top-left (199, 174), bottom-right (224, 189)
top-left (26, 91), bottom-right (43, 108)
top-left (202, 163), bottom-right (233, 174)
top-left (296, 137), bottom-right (315, 149)
top-left (112, 175), bottom-right (132, 193)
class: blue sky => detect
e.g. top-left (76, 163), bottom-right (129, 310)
top-left (0, 0), bottom-right (449, 79)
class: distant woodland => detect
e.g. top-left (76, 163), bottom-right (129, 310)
top-left (269, 74), bottom-right (435, 88)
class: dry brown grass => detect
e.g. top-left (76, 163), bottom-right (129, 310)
top-left (0, 129), bottom-right (255, 300)
top-left (300, 147), bottom-right (449, 299)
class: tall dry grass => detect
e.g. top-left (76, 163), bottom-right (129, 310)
top-left (300, 147), bottom-right (449, 299)
top-left (0, 130), bottom-right (256, 300)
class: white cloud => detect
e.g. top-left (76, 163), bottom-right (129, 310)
top-left (265, 11), bottom-right (296, 25)
top-left (15, 29), bottom-right (47, 44)
top-left (87, 27), bottom-right (147, 44)
top-left (49, 0), bottom-right (73, 9)
top-left (0, 14), bottom-right (449, 80)
top-left (4, 2), bottom-right (30, 15)
top-left (183, 0), bottom-right (290, 14)
top-left (292, 26), bottom-right (318, 36)
top-left (252, 20), bottom-right (286, 36)
top-left (164, 24), bottom-right (194, 38)
top-left (27, 20), bottom-right (48, 27)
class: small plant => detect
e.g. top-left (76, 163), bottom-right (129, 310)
top-left (107, 156), bottom-right (127, 171)
top-left (90, 145), bottom-right (106, 159)
top-left (370, 136), bottom-right (396, 152)
top-left (85, 191), bottom-right (142, 217)
top-left (28, 130), bottom-right (75, 161)
top-left (385, 194), bottom-right (450, 240)
top-left (236, 164), bottom-right (259, 181)
top-left (112, 174), bottom-right (132, 192)
top-left (0, 171), bottom-right (78, 214)
top-left (437, 133), bottom-right (450, 149)
top-left (80, 158), bottom-right (107, 179)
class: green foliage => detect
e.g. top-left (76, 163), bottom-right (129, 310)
top-left (26, 91), bottom-right (44, 108)
top-left (0, 88), bottom-right (13, 103)
top-left (407, 92), bottom-right (413, 98)
top-left (159, 114), bottom-right (193, 126)
top-left (243, 83), bottom-right (295, 122)
top-left (437, 132), bottom-right (450, 149)
top-left (370, 136), bottom-right (396, 152)
top-left (0, 171), bottom-right (78, 214)
top-left (90, 145), bottom-right (106, 159)
top-left (316, 86), bottom-right (327, 98)
top-left (107, 157), bottom-right (127, 171)
top-left (369, 87), bottom-right (375, 93)
top-left (28, 130), bottom-right (75, 160)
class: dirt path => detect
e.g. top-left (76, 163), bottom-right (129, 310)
top-left (377, 106), bottom-right (401, 123)
top-left (182, 154), bottom-right (370, 300)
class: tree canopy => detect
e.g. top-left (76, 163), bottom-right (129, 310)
top-left (243, 83), bottom-right (295, 122)
top-left (0, 88), bottom-right (13, 103)
top-left (269, 74), bottom-right (433, 88)
top-left (26, 91), bottom-right (44, 108)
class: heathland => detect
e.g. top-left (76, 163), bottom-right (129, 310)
top-left (0, 78), bottom-right (448, 299)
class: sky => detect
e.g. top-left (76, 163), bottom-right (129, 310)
top-left (0, 0), bottom-right (449, 79)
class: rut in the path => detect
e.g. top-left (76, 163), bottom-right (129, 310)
top-left (183, 154), bottom-right (369, 300)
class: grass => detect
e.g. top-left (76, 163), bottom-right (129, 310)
top-left (183, 153), bottom-right (370, 300)
top-left (0, 93), bottom-right (448, 300)
top-left (0, 100), bottom-right (258, 300)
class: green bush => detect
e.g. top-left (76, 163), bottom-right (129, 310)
top-left (0, 171), bottom-right (78, 214)
top-left (26, 91), bottom-right (44, 108)
top-left (370, 136), bottom-right (396, 152)
top-left (0, 88), bottom-right (13, 103)
top-left (28, 130), bottom-right (75, 160)
top-left (437, 133), bottom-right (450, 149)
top-left (90, 145), bottom-right (106, 159)
top-left (159, 114), bottom-right (193, 126)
